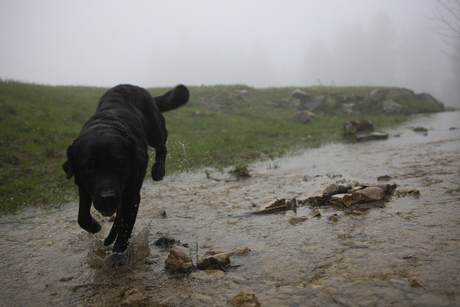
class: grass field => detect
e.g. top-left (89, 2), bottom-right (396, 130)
top-left (0, 80), bottom-right (435, 214)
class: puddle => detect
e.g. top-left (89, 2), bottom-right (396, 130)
top-left (1, 112), bottom-right (459, 306)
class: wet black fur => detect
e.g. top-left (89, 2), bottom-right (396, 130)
top-left (63, 84), bottom-right (189, 253)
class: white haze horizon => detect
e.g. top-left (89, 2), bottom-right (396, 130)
top-left (1, 0), bottom-right (459, 106)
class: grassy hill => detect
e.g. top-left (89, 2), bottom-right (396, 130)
top-left (0, 80), bottom-right (442, 214)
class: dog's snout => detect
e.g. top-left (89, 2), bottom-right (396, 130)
top-left (100, 192), bottom-right (117, 204)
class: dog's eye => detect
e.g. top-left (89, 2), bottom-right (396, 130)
top-left (84, 164), bottom-right (94, 172)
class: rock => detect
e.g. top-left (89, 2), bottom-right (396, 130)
top-left (230, 246), bottom-right (251, 256)
top-left (352, 187), bottom-right (385, 202)
top-left (344, 119), bottom-right (374, 134)
top-left (165, 246), bottom-right (194, 273)
top-left (330, 193), bottom-right (355, 207)
top-left (289, 216), bottom-right (308, 225)
top-left (122, 288), bottom-right (145, 305)
top-left (370, 89), bottom-right (389, 102)
top-left (293, 111), bottom-right (311, 124)
top-left (414, 93), bottom-right (444, 109)
top-left (308, 209), bottom-right (321, 218)
top-left (356, 132), bottom-right (388, 142)
top-left (377, 175), bottom-right (392, 181)
top-left (396, 185), bottom-right (420, 196)
top-left (197, 253), bottom-right (230, 271)
top-left (328, 214), bottom-right (339, 222)
top-left (413, 126), bottom-right (428, 132)
top-left (154, 235), bottom-right (178, 248)
top-left (382, 99), bottom-right (402, 114)
top-left (342, 102), bottom-right (356, 114)
top-left (290, 89), bottom-right (310, 101)
top-left (227, 287), bottom-right (261, 307)
top-left (306, 95), bottom-right (324, 111)
top-left (297, 190), bottom-right (323, 205)
top-left (323, 183), bottom-right (340, 197)
top-left (152, 209), bottom-right (167, 219)
top-left (377, 182), bottom-right (398, 195)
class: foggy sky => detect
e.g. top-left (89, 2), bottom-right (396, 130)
top-left (1, 0), bottom-right (457, 105)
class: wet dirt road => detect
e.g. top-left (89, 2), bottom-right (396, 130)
top-left (1, 111), bottom-right (459, 306)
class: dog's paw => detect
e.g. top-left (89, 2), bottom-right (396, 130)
top-left (151, 162), bottom-right (165, 181)
top-left (90, 219), bottom-right (102, 233)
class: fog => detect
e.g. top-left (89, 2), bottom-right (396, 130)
top-left (1, 0), bottom-right (459, 106)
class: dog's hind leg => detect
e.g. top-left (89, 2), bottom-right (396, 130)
top-left (77, 187), bottom-right (101, 233)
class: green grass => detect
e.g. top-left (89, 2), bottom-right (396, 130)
top-left (0, 80), bottom-right (436, 214)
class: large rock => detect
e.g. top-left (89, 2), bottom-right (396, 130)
top-left (370, 89), bottom-right (389, 102)
top-left (352, 187), bottom-right (385, 202)
top-left (197, 253), bottom-right (230, 270)
top-left (382, 99), bottom-right (402, 114)
top-left (344, 119), bottom-right (374, 134)
top-left (290, 89), bottom-right (311, 101)
top-left (306, 95), bottom-right (324, 111)
top-left (227, 287), bottom-right (261, 307)
top-left (414, 93), bottom-right (444, 109)
top-left (293, 111), bottom-right (311, 124)
top-left (165, 246), bottom-right (194, 273)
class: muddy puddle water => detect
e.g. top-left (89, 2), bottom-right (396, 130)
top-left (1, 112), bottom-right (459, 306)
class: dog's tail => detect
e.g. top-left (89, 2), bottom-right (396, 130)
top-left (154, 84), bottom-right (189, 113)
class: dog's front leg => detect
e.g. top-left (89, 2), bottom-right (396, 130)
top-left (77, 187), bottom-right (101, 233)
top-left (112, 194), bottom-right (140, 253)
top-left (151, 145), bottom-right (167, 181)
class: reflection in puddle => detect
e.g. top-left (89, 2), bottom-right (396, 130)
top-left (1, 112), bottom-right (459, 306)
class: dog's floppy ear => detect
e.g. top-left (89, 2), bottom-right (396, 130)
top-left (62, 145), bottom-right (74, 179)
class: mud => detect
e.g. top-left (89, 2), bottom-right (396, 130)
top-left (1, 111), bottom-right (459, 306)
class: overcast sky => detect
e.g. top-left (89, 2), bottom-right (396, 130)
top-left (0, 0), bottom-right (457, 104)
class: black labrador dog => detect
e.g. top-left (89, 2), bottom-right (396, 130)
top-left (63, 84), bottom-right (189, 253)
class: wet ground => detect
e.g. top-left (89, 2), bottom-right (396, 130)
top-left (1, 111), bottom-right (459, 306)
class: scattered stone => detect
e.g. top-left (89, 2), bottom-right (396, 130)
top-left (42, 241), bottom-right (53, 247)
top-left (290, 89), bottom-right (310, 101)
top-left (230, 246), bottom-right (252, 256)
top-left (323, 184), bottom-right (341, 197)
top-left (356, 132), bottom-right (388, 142)
top-left (330, 193), bottom-right (355, 207)
top-left (165, 246), bottom-right (194, 273)
top-left (413, 126), bottom-right (428, 132)
top-left (396, 185), bottom-right (420, 196)
top-left (122, 288), bottom-right (145, 305)
top-left (197, 253), bottom-right (230, 271)
top-left (409, 278), bottom-right (425, 289)
top-left (152, 209), bottom-right (167, 219)
top-left (377, 175), bottom-right (392, 181)
top-left (450, 127), bottom-right (459, 130)
top-left (308, 209), bottom-right (321, 218)
top-left (327, 214), bottom-right (339, 222)
top-left (344, 119), bottom-right (374, 134)
top-left (250, 198), bottom-right (297, 215)
top-left (154, 236), bottom-right (179, 248)
top-left (382, 99), bottom-right (402, 114)
top-left (370, 88), bottom-right (388, 102)
top-left (353, 187), bottom-right (385, 202)
top-left (293, 111), bottom-right (311, 124)
top-left (227, 287), bottom-right (261, 307)
top-left (289, 216), bottom-right (308, 225)
top-left (306, 95), bottom-right (324, 111)
top-left (302, 175), bottom-right (315, 182)
top-left (297, 190), bottom-right (323, 205)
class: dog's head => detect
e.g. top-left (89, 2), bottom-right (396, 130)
top-left (63, 131), bottom-right (146, 216)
